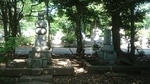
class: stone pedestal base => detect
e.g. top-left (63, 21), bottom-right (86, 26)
top-left (31, 68), bottom-right (43, 76)
top-left (27, 58), bottom-right (48, 68)
top-left (98, 45), bottom-right (116, 65)
top-left (27, 46), bottom-right (51, 68)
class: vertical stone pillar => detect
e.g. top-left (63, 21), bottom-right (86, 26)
top-left (104, 29), bottom-right (111, 45)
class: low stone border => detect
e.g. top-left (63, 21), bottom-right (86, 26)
top-left (0, 59), bottom-right (74, 76)
top-left (0, 67), bottom-right (74, 77)
top-left (81, 59), bottom-right (141, 74)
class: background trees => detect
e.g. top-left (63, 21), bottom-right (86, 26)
top-left (0, 0), bottom-right (25, 60)
top-left (0, 0), bottom-right (149, 61)
top-left (51, 0), bottom-right (102, 58)
top-left (103, 0), bottom-right (150, 60)
top-left (0, 0), bottom-right (24, 39)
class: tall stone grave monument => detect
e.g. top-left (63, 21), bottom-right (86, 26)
top-left (27, 11), bottom-right (51, 68)
top-left (98, 28), bottom-right (116, 65)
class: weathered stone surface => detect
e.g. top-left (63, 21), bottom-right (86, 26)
top-left (0, 68), bottom-right (23, 77)
top-left (35, 35), bottom-right (47, 46)
top-left (43, 67), bottom-right (74, 75)
top-left (32, 46), bottom-right (49, 51)
top-left (98, 28), bottom-right (116, 65)
top-left (31, 59), bottom-right (42, 68)
top-left (31, 68), bottom-right (43, 76)
top-left (101, 45), bottom-right (114, 51)
top-left (104, 29), bottom-right (111, 45)
top-left (42, 58), bottom-right (47, 67)
top-left (27, 11), bottom-right (51, 69)
top-left (17, 81), bottom-right (51, 84)
top-left (19, 75), bottom-right (52, 82)
top-left (27, 50), bottom-right (51, 68)
top-left (28, 51), bottom-right (51, 58)
top-left (82, 59), bottom-right (141, 74)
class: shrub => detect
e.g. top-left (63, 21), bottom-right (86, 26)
top-left (61, 35), bottom-right (76, 44)
top-left (16, 36), bottom-right (35, 46)
top-left (0, 37), bottom-right (17, 63)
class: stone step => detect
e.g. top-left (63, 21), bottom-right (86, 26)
top-left (0, 68), bottom-right (23, 77)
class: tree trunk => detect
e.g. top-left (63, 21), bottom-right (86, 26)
top-left (75, 3), bottom-right (84, 58)
top-left (112, 11), bottom-right (121, 57)
top-left (130, 4), bottom-right (135, 62)
top-left (76, 15), bottom-right (84, 58)
top-left (1, 6), bottom-right (9, 41)
top-left (45, 0), bottom-right (51, 50)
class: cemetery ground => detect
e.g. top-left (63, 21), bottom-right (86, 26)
top-left (0, 46), bottom-right (150, 84)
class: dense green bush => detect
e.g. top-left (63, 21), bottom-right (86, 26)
top-left (16, 36), bottom-right (35, 46)
top-left (0, 37), bottom-right (17, 63)
top-left (61, 35), bottom-right (76, 44)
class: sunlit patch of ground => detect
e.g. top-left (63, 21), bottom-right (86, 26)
top-left (71, 59), bottom-right (87, 74)
top-left (52, 59), bottom-right (71, 68)
top-left (0, 63), bottom-right (6, 68)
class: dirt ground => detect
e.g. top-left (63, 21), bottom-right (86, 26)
top-left (51, 54), bottom-right (150, 84)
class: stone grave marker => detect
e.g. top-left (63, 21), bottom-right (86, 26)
top-left (98, 28), bottom-right (116, 65)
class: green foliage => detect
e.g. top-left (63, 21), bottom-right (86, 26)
top-left (0, 37), bottom-right (17, 63)
top-left (0, 37), bottom-right (17, 53)
top-left (0, 56), bottom-right (5, 63)
top-left (138, 50), bottom-right (145, 56)
top-left (61, 35), bottom-right (76, 44)
top-left (16, 36), bottom-right (35, 46)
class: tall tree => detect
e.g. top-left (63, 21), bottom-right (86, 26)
top-left (0, 0), bottom-right (24, 40)
top-left (126, 0), bottom-right (148, 61)
top-left (52, 0), bottom-right (101, 58)
top-left (103, 0), bottom-right (149, 58)
top-left (0, 0), bottom-right (24, 59)
top-left (103, 0), bottom-right (124, 57)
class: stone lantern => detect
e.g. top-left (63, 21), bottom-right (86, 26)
top-left (27, 11), bottom-right (51, 68)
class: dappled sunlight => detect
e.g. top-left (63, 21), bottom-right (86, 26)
top-left (13, 59), bottom-right (26, 63)
top-left (71, 59), bottom-right (87, 74)
top-left (0, 63), bottom-right (6, 68)
top-left (52, 59), bottom-right (71, 67)
top-left (74, 67), bottom-right (87, 74)
top-left (52, 30), bottom-right (63, 45)
top-left (52, 39), bottom-right (62, 45)
top-left (57, 61), bottom-right (68, 65)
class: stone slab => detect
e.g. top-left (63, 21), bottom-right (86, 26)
top-left (17, 81), bottom-right (51, 84)
top-left (0, 68), bottom-right (23, 77)
top-left (32, 46), bottom-right (49, 51)
top-left (43, 67), bottom-right (74, 75)
top-left (104, 72), bottom-right (128, 77)
top-left (112, 66), bottom-right (141, 74)
top-left (19, 75), bottom-right (52, 82)
top-left (101, 45), bottom-right (114, 51)
top-left (81, 59), bottom-right (141, 74)
top-left (28, 51), bottom-right (51, 59)
top-left (31, 68), bottom-right (43, 76)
